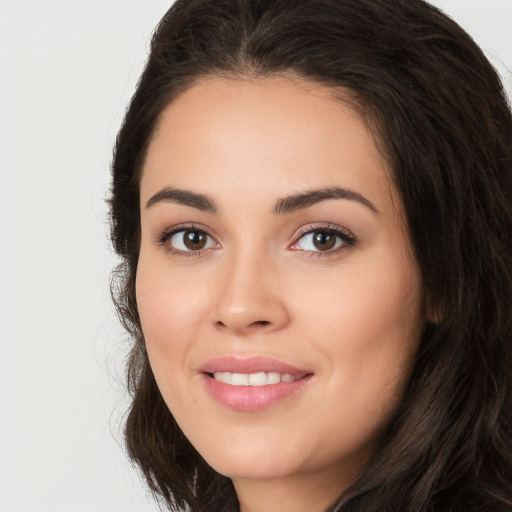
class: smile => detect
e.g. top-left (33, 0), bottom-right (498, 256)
top-left (212, 371), bottom-right (304, 386)
top-left (199, 357), bottom-right (313, 411)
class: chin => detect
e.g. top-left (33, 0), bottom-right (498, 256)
top-left (198, 441), bottom-right (303, 481)
top-left (213, 459), bottom-right (299, 481)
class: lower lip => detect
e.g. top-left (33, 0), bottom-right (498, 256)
top-left (202, 373), bottom-right (312, 412)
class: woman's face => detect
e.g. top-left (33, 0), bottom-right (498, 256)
top-left (137, 76), bottom-right (424, 502)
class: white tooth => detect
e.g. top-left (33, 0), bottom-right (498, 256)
top-left (248, 372), bottom-right (267, 386)
top-left (213, 372), bottom-right (232, 384)
top-left (232, 373), bottom-right (249, 386)
top-left (214, 371), bottom-right (298, 386)
top-left (267, 372), bottom-right (280, 385)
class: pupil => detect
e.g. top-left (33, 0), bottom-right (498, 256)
top-left (313, 231), bottom-right (335, 251)
top-left (184, 231), bottom-right (206, 250)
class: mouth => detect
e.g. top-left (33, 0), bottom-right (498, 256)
top-left (199, 357), bottom-right (313, 411)
top-left (209, 371), bottom-right (306, 386)
top-left (199, 355), bottom-right (311, 375)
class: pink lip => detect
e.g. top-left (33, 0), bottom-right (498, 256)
top-left (199, 357), bottom-right (313, 412)
top-left (199, 356), bottom-right (309, 375)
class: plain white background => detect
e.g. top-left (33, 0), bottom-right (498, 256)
top-left (0, 1), bottom-right (510, 510)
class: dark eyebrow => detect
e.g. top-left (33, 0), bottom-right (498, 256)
top-left (273, 186), bottom-right (378, 215)
top-left (145, 187), bottom-right (218, 213)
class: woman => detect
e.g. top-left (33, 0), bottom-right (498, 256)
top-left (109, 0), bottom-right (512, 510)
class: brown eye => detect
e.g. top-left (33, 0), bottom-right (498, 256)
top-left (168, 229), bottom-right (216, 252)
top-left (312, 230), bottom-right (336, 251)
top-left (183, 230), bottom-right (207, 250)
top-left (291, 226), bottom-right (354, 254)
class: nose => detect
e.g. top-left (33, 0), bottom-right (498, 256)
top-left (211, 253), bottom-right (290, 335)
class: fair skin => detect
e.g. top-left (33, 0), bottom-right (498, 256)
top-left (136, 75), bottom-right (425, 512)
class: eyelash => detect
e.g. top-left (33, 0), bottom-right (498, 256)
top-left (156, 223), bottom-right (357, 258)
top-left (156, 223), bottom-right (216, 258)
top-left (289, 224), bottom-right (357, 258)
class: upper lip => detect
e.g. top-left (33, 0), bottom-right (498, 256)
top-left (199, 356), bottom-right (311, 375)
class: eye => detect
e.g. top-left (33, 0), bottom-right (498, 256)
top-left (290, 226), bottom-right (356, 254)
top-left (158, 227), bottom-right (218, 253)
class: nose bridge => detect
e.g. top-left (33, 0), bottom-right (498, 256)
top-left (211, 243), bottom-right (288, 334)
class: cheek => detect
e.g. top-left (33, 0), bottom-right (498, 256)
top-left (332, 277), bottom-right (421, 354)
top-left (135, 263), bottom-right (207, 435)
top-left (136, 250), bottom-right (205, 338)
top-left (294, 252), bottom-right (423, 404)
top-left (135, 252), bottom-right (208, 387)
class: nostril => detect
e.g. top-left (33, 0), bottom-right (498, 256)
top-left (251, 320), bottom-right (270, 327)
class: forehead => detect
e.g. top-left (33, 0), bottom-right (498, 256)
top-left (140, 75), bottom-right (395, 215)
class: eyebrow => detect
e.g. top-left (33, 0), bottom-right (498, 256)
top-left (146, 187), bottom-right (218, 213)
top-left (145, 185), bottom-right (378, 215)
top-left (272, 186), bottom-right (378, 215)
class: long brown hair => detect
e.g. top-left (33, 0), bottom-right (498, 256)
top-left (110, 0), bottom-right (512, 510)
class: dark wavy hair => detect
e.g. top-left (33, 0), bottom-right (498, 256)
top-left (109, 0), bottom-right (512, 510)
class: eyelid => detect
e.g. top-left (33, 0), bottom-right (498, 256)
top-left (154, 222), bottom-right (355, 258)
top-left (288, 223), bottom-right (357, 255)
top-left (156, 223), bottom-right (220, 256)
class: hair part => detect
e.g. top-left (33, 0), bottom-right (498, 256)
top-left (110, 1), bottom-right (512, 510)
